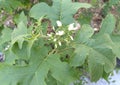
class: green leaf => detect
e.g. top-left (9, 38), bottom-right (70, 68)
top-left (70, 45), bottom-right (89, 66)
top-left (15, 12), bottom-right (28, 26)
top-left (12, 42), bottom-right (28, 60)
top-left (0, 0), bottom-right (23, 13)
top-left (4, 50), bottom-right (18, 65)
top-left (46, 74), bottom-right (57, 85)
top-left (71, 23), bottom-right (117, 81)
top-left (27, 39), bottom-right (36, 57)
top-left (110, 34), bottom-right (120, 59)
top-left (88, 58), bottom-right (104, 81)
top-left (91, 34), bottom-right (116, 76)
top-left (0, 44), bottom-right (77, 85)
top-left (0, 28), bottom-right (12, 45)
top-left (109, 0), bottom-right (120, 6)
top-left (11, 22), bottom-right (28, 49)
top-left (49, 54), bottom-right (77, 85)
top-left (94, 13), bottom-right (120, 59)
top-left (30, 0), bottom-right (91, 25)
top-left (97, 14), bottom-right (116, 35)
top-left (74, 24), bottom-right (94, 43)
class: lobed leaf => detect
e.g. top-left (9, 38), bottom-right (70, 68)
top-left (0, 28), bottom-right (12, 46)
top-left (29, 0), bottom-right (91, 25)
top-left (0, 43), bottom-right (77, 85)
top-left (71, 19), bottom-right (118, 81)
top-left (11, 22), bottom-right (28, 49)
top-left (96, 14), bottom-right (116, 35)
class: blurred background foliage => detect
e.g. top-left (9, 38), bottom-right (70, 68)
top-left (0, 0), bottom-right (120, 33)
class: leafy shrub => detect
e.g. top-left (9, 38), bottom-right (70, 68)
top-left (29, 0), bottom-right (91, 25)
top-left (0, 0), bottom-right (120, 85)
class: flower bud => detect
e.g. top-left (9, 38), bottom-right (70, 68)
top-left (58, 41), bottom-right (62, 46)
top-left (56, 20), bottom-right (62, 27)
top-left (56, 31), bottom-right (64, 36)
top-left (93, 28), bottom-right (99, 32)
top-left (68, 23), bottom-right (74, 31)
top-left (70, 36), bottom-right (74, 40)
top-left (47, 34), bottom-right (52, 37)
top-left (53, 38), bottom-right (57, 42)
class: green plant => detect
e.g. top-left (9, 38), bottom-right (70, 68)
top-left (0, 0), bottom-right (23, 13)
top-left (29, 0), bottom-right (91, 25)
top-left (0, 0), bottom-right (120, 85)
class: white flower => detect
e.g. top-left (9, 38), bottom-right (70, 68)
top-left (68, 23), bottom-right (81, 31)
top-left (70, 36), bottom-right (74, 40)
top-left (55, 44), bottom-right (57, 48)
top-left (53, 38), bottom-right (57, 42)
top-left (56, 20), bottom-right (62, 27)
top-left (75, 22), bottom-right (81, 30)
top-left (93, 28), bottom-right (99, 32)
top-left (68, 23), bottom-right (75, 31)
top-left (58, 41), bottom-right (62, 46)
top-left (56, 31), bottom-right (64, 36)
top-left (47, 33), bottom-right (52, 37)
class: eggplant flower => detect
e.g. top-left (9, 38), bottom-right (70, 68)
top-left (56, 31), bottom-right (64, 36)
top-left (56, 20), bottom-right (62, 27)
top-left (68, 23), bottom-right (81, 31)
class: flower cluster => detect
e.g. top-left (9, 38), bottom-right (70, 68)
top-left (47, 20), bottom-right (81, 48)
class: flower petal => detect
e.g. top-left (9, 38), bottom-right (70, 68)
top-left (56, 20), bottom-right (62, 27)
